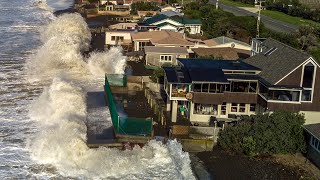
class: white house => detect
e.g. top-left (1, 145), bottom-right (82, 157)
top-left (105, 30), bottom-right (133, 46)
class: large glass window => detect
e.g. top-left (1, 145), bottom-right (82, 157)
top-left (202, 84), bottom-right (209, 93)
top-left (194, 103), bottom-right (218, 115)
top-left (192, 83), bottom-right (227, 93)
top-left (231, 103), bottom-right (246, 113)
top-left (193, 84), bottom-right (202, 92)
top-left (230, 81), bottom-right (257, 93)
top-left (302, 63), bottom-right (315, 88)
top-left (209, 84), bottom-right (217, 93)
top-left (266, 90), bottom-right (300, 102)
top-left (302, 90), bottom-right (312, 101)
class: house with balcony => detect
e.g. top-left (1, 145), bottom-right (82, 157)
top-left (164, 38), bottom-right (320, 125)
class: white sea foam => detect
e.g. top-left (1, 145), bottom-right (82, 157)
top-left (25, 8), bottom-right (195, 179)
top-left (88, 47), bottom-right (127, 76)
top-left (27, 78), bottom-right (195, 179)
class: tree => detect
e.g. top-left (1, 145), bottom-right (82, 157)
top-left (130, 2), bottom-right (159, 15)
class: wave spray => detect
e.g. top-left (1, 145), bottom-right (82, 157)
top-left (26, 13), bottom-right (195, 179)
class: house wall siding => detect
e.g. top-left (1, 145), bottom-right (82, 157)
top-left (192, 92), bottom-right (257, 104)
top-left (146, 53), bottom-right (183, 66)
top-left (277, 66), bottom-right (303, 87)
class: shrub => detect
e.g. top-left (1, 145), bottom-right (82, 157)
top-left (241, 136), bottom-right (256, 156)
top-left (218, 110), bottom-right (306, 155)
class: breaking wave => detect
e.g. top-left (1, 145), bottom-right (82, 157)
top-left (26, 9), bottom-right (195, 179)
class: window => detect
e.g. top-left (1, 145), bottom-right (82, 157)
top-left (202, 84), bottom-right (209, 93)
top-left (302, 90), bottom-right (312, 101)
top-left (221, 102), bottom-right (227, 115)
top-left (194, 103), bottom-right (218, 115)
top-left (209, 84), bottom-right (217, 93)
top-left (311, 136), bottom-right (320, 152)
top-left (266, 90), bottom-right (300, 102)
top-left (301, 62), bottom-right (315, 102)
top-left (193, 84), bottom-right (202, 92)
top-left (111, 36), bottom-right (124, 42)
top-left (231, 103), bottom-right (246, 113)
top-left (230, 81), bottom-right (257, 93)
top-left (250, 104), bottom-right (256, 112)
top-left (302, 64), bottom-right (315, 88)
top-left (160, 55), bottom-right (172, 62)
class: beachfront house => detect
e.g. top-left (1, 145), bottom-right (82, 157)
top-left (138, 14), bottom-right (202, 34)
top-left (164, 38), bottom-right (320, 125)
top-left (144, 46), bottom-right (189, 67)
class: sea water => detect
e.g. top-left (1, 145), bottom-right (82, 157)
top-left (0, 0), bottom-right (195, 179)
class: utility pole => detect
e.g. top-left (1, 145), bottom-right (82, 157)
top-left (256, 0), bottom-right (265, 38)
top-left (216, 0), bottom-right (219, 9)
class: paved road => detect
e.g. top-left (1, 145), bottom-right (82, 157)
top-left (209, 0), bottom-right (299, 33)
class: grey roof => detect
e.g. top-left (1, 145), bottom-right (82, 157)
top-left (178, 58), bottom-right (261, 71)
top-left (243, 38), bottom-right (311, 85)
top-left (144, 46), bottom-right (188, 54)
top-left (164, 67), bottom-right (191, 83)
top-left (212, 36), bottom-right (250, 47)
top-left (304, 123), bottom-right (320, 139)
top-left (160, 10), bottom-right (183, 17)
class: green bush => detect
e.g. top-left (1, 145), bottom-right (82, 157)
top-left (218, 110), bottom-right (306, 155)
top-left (241, 136), bottom-right (256, 156)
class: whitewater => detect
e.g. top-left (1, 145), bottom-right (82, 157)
top-left (0, 0), bottom-right (195, 179)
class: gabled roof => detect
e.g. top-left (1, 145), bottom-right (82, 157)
top-left (144, 46), bottom-right (188, 54)
top-left (143, 14), bottom-right (201, 26)
top-left (243, 38), bottom-right (312, 85)
top-left (131, 30), bottom-right (194, 46)
top-left (154, 36), bottom-right (194, 46)
top-left (204, 36), bottom-right (250, 47)
top-left (144, 14), bottom-right (168, 25)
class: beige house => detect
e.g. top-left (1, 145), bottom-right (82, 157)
top-left (131, 30), bottom-right (195, 52)
top-left (105, 30), bottom-right (132, 46)
top-left (144, 46), bottom-right (189, 67)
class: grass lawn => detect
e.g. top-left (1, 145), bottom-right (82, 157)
top-left (220, 0), bottom-right (254, 7)
top-left (261, 10), bottom-right (320, 28)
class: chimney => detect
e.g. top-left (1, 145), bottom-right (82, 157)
top-left (183, 33), bottom-right (186, 39)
